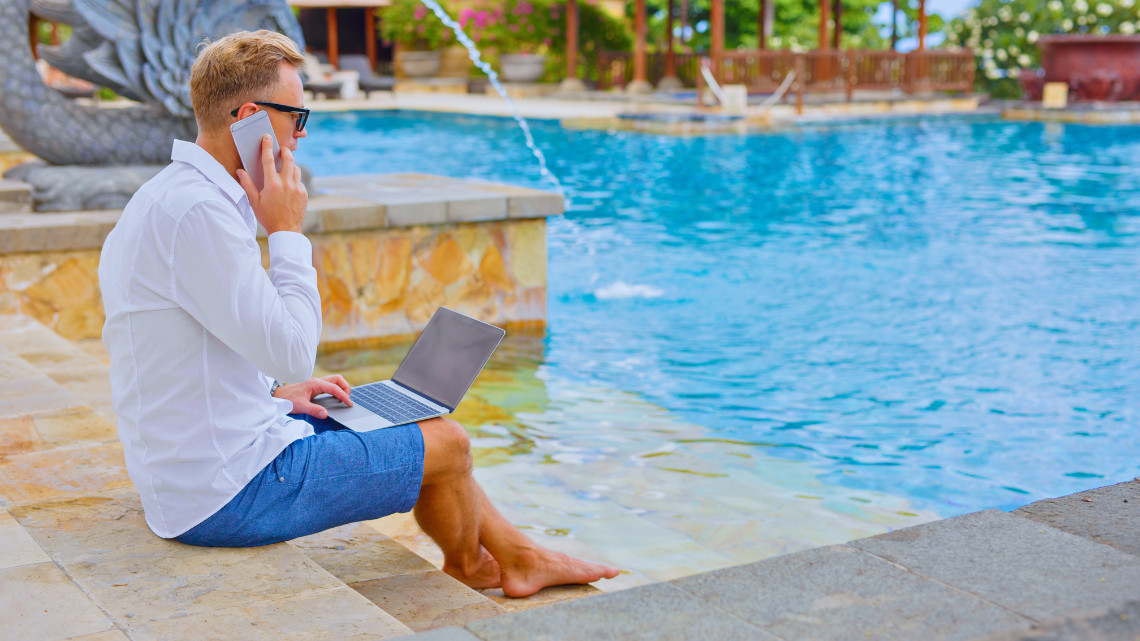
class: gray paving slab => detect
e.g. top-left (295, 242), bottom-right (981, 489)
top-left (1013, 478), bottom-right (1140, 558)
top-left (850, 509), bottom-right (1140, 623)
top-left (397, 626), bottom-right (482, 640)
top-left (464, 582), bottom-right (774, 641)
top-left (671, 543), bottom-right (1031, 641)
top-left (979, 600), bottom-right (1140, 641)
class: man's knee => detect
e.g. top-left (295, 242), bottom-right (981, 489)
top-left (420, 417), bottom-right (472, 481)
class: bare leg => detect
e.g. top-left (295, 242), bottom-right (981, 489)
top-left (413, 418), bottom-right (620, 597)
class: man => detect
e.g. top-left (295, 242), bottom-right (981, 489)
top-left (98, 30), bottom-right (617, 597)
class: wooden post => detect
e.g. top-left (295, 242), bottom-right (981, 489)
top-left (890, 0), bottom-right (898, 50)
top-left (665, 0), bottom-right (676, 78)
top-left (710, 0), bottom-right (724, 82)
top-left (327, 7), bottom-right (339, 68)
top-left (365, 7), bottom-right (377, 72)
top-left (832, 0), bottom-right (842, 50)
top-left (918, 0), bottom-right (927, 51)
top-left (846, 49), bottom-right (855, 101)
top-left (818, 0), bottom-right (830, 51)
top-left (630, 0), bottom-right (650, 91)
top-left (794, 55), bottom-right (805, 114)
top-left (566, 0), bottom-right (579, 81)
top-left (758, 0), bottom-right (768, 50)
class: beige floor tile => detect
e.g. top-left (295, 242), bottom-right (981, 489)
top-left (9, 488), bottom-right (155, 564)
top-left (65, 540), bottom-right (345, 624)
top-left (478, 583), bottom-right (602, 613)
top-left (351, 570), bottom-right (505, 631)
top-left (0, 321), bottom-right (104, 375)
top-left (0, 408), bottom-right (117, 458)
top-left (0, 374), bottom-right (85, 419)
top-left (47, 367), bottom-right (112, 412)
top-left (0, 443), bottom-right (130, 503)
top-left (0, 562), bottom-right (114, 641)
top-left (73, 338), bottom-right (111, 365)
top-left (63, 630), bottom-right (130, 641)
top-left (0, 507), bottom-right (50, 568)
top-left (127, 587), bottom-right (413, 641)
top-left (0, 342), bottom-right (42, 381)
top-left (0, 414), bottom-right (43, 457)
top-left (290, 522), bottom-right (436, 584)
top-left (368, 512), bottom-right (444, 568)
top-left (31, 407), bottom-right (118, 449)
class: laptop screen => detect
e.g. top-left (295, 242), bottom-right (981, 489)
top-left (392, 308), bottom-right (506, 410)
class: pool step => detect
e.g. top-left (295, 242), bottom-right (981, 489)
top-left (0, 179), bottom-right (31, 213)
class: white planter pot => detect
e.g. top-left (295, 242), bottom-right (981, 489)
top-left (499, 54), bottom-right (546, 83)
top-left (401, 51), bottom-right (441, 78)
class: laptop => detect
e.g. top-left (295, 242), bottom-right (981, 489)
top-left (313, 307), bottom-right (505, 431)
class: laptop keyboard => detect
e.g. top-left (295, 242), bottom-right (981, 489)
top-left (351, 383), bottom-right (438, 425)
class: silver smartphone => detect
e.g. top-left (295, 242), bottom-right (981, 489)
top-left (230, 110), bottom-right (282, 191)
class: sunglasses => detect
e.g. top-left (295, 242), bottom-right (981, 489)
top-left (230, 102), bottom-right (310, 132)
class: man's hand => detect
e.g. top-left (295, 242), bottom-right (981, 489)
top-left (236, 135), bottom-right (308, 235)
top-left (274, 374), bottom-right (352, 419)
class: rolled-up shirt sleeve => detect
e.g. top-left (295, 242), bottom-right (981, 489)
top-left (171, 201), bottom-right (321, 383)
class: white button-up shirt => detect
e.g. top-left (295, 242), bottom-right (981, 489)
top-left (99, 140), bottom-right (320, 538)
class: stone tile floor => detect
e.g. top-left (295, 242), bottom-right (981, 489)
top-left (1, 311), bottom-right (1136, 641)
top-left (0, 314), bottom-right (599, 641)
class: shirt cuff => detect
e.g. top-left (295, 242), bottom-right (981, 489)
top-left (267, 231), bottom-right (313, 265)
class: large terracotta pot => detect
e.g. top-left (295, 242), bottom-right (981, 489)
top-left (400, 51), bottom-right (442, 78)
top-left (499, 54), bottom-right (546, 83)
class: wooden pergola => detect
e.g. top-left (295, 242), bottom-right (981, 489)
top-left (288, 0), bottom-right (390, 70)
top-left (564, 0), bottom-right (929, 88)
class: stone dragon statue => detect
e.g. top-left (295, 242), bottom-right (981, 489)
top-left (0, 0), bottom-right (304, 165)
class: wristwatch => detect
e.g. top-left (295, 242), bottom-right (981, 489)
top-left (269, 379), bottom-right (283, 397)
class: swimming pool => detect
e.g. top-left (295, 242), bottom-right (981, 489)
top-left (308, 111), bottom-right (1140, 578)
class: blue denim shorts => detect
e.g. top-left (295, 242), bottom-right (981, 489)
top-left (175, 416), bottom-right (424, 547)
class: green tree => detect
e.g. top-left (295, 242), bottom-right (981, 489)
top-left (634, 0), bottom-right (930, 52)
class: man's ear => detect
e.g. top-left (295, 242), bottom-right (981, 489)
top-left (235, 103), bottom-right (261, 121)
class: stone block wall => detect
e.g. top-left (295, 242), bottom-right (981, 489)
top-left (0, 173), bottom-right (559, 347)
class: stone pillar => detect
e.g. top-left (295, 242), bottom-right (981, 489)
top-left (659, 0), bottom-right (682, 91)
top-left (818, 0), bottom-right (830, 50)
top-left (710, 0), bottom-right (724, 83)
top-left (560, 0), bottom-right (585, 91)
top-left (628, 0), bottom-right (652, 93)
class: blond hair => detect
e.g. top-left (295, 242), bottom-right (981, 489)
top-left (190, 30), bottom-right (304, 135)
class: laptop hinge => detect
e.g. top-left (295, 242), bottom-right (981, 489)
top-left (392, 379), bottom-right (453, 413)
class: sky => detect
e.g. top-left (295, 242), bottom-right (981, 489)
top-left (927, 0), bottom-right (974, 18)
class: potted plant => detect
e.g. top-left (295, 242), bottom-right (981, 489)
top-left (380, 0), bottom-right (454, 77)
top-left (461, 0), bottom-right (553, 82)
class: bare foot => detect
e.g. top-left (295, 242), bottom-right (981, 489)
top-left (443, 546), bottom-right (502, 589)
top-left (499, 547), bottom-right (620, 598)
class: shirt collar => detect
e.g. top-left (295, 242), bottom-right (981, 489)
top-left (170, 140), bottom-right (248, 206)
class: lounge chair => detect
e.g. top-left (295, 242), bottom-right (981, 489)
top-left (302, 53), bottom-right (344, 99)
top-left (338, 54), bottom-right (397, 98)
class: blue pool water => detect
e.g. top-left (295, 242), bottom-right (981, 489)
top-left (305, 111), bottom-right (1140, 517)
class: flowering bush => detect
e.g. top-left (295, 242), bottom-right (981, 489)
top-left (379, 0), bottom-right (455, 50)
top-left (458, 0), bottom-right (554, 53)
top-left (945, 0), bottom-right (1140, 96)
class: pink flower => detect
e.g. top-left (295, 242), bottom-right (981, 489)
top-left (543, 37), bottom-right (551, 46)
top-left (473, 11), bottom-right (488, 27)
top-left (413, 5), bottom-right (426, 19)
top-left (509, 23), bottom-right (519, 32)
